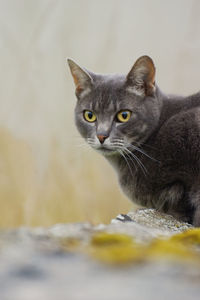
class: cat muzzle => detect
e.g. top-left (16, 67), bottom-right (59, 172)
top-left (97, 134), bottom-right (109, 144)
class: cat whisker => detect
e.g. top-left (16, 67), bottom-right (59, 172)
top-left (111, 139), bottom-right (124, 144)
top-left (120, 148), bottom-right (138, 172)
top-left (87, 139), bottom-right (96, 143)
top-left (113, 142), bottom-right (146, 176)
top-left (126, 143), bottom-right (159, 162)
top-left (133, 139), bottom-right (158, 151)
top-left (87, 142), bottom-right (100, 149)
top-left (115, 145), bottom-right (147, 176)
top-left (112, 139), bottom-right (158, 161)
top-left (123, 146), bottom-right (147, 176)
top-left (111, 141), bottom-right (124, 147)
top-left (118, 149), bottom-right (134, 179)
top-left (86, 140), bottom-right (150, 175)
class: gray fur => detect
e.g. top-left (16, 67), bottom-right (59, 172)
top-left (68, 55), bottom-right (200, 226)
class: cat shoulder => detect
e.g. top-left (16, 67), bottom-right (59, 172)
top-left (157, 107), bottom-right (200, 148)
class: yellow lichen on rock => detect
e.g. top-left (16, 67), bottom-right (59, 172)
top-left (89, 232), bottom-right (145, 264)
top-left (170, 228), bottom-right (200, 245)
top-left (91, 232), bottom-right (133, 247)
top-left (87, 229), bottom-right (200, 265)
top-left (54, 225), bottom-right (200, 266)
top-left (147, 228), bottom-right (200, 264)
top-left (147, 238), bottom-right (198, 263)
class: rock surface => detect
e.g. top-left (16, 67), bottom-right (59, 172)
top-left (0, 209), bottom-right (200, 300)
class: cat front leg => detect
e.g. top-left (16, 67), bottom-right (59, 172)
top-left (154, 182), bottom-right (193, 223)
top-left (190, 189), bottom-right (200, 227)
top-left (193, 206), bottom-right (200, 227)
top-left (189, 183), bottom-right (200, 227)
top-left (155, 182), bottom-right (184, 213)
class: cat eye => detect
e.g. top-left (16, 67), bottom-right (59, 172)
top-left (84, 110), bottom-right (97, 122)
top-left (117, 110), bottom-right (131, 123)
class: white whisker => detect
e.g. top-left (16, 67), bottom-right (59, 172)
top-left (111, 142), bottom-right (147, 176)
top-left (118, 149), bottom-right (134, 179)
top-left (121, 148), bottom-right (138, 172)
top-left (112, 138), bottom-right (158, 162)
top-left (112, 143), bottom-right (138, 173)
top-left (126, 143), bottom-right (158, 162)
top-left (123, 147), bottom-right (147, 176)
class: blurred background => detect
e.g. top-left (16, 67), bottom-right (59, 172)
top-left (0, 0), bottom-right (200, 227)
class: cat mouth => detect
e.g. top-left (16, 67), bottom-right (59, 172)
top-left (94, 146), bottom-right (119, 156)
top-left (87, 140), bottom-right (121, 156)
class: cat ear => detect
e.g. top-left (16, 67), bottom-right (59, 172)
top-left (67, 59), bottom-right (93, 98)
top-left (126, 55), bottom-right (156, 96)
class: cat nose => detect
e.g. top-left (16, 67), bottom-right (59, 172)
top-left (97, 134), bottom-right (108, 144)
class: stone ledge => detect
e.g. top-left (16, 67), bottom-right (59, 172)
top-left (0, 208), bottom-right (199, 300)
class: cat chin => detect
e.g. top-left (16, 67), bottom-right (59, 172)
top-left (95, 148), bottom-right (119, 156)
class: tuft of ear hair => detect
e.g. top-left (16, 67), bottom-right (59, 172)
top-left (67, 59), bottom-right (93, 98)
top-left (126, 55), bottom-right (156, 96)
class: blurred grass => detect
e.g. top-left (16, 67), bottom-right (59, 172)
top-left (0, 127), bottom-right (131, 228)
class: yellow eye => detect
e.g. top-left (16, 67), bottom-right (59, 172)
top-left (84, 110), bottom-right (97, 122)
top-left (117, 111), bottom-right (131, 123)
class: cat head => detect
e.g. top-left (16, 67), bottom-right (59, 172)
top-left (68, 56), bottom-right (161, 156)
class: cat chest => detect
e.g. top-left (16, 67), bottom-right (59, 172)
top-left (118, 169), bottom-right (155, 207)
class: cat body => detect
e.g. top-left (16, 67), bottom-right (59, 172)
top-left (68, 56), bottom-right (200, 226)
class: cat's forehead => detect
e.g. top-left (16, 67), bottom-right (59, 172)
top-left (91, 74), bottom-right (126, 111)
top-left (93, 73), bottom-right (125, 89)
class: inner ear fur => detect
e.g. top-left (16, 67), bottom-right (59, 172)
top-left (67, 59), bottom-right (93, 97)
top-left (126, 55), bottom-right (156, 96)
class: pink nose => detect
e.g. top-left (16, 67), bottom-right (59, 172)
top-left (97, 135), bottom-right (108, 144)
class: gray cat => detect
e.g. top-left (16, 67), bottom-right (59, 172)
top-left (68, 55), bottom-right (200, 226)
